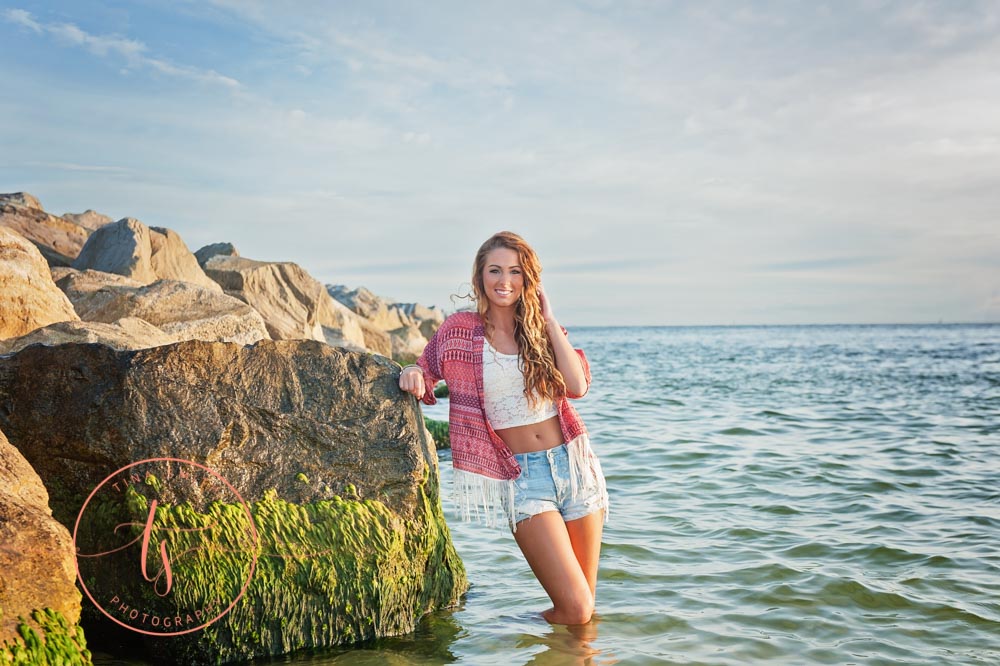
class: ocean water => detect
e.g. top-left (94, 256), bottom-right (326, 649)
top-left (90, 324), bottom-right (1000, 665)
top-left (311, 324), bottom-right (1000, 665)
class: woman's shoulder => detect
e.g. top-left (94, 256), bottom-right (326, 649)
top-left (441, 310), bottom-right (482, 330)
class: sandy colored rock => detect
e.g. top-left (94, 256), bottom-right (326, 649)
top-left (62, 209), bottom-right (113, 231)
top-left (1, 192), bottom-right (91, 265)
top-left (72, 217), bottom-right (156, 282)
top-left (149, 226), bottom-right (222, 292)
top-left (0, 427), bottom-right (83, 647)
top-left (317, 291), bottom-right (368, 351)
top-left (194, 241), bottom-right (239, 267)
top-left (327, 285), bottom-right (414, 331)
top-left (0, 317), bottom-right (175, 354)
top-left (204, 255), bottom-right (331, 342)
top-left (0, 227), bottom-right (79, 340)
top-left (394, 302), bottom-right (446, 340)
top-left (56, 271), bottom-right (269, 346)
top-left (389, 323), bottom-right (430, 361)
top-left (358, 317), bottom-right (392, 356)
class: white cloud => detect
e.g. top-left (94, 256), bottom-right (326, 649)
top-left (4, 8), bottom-right (239, 91)
top-left (4, 8), bottom-right (40, 33)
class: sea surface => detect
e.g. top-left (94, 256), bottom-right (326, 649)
top-left (99, 324), bottom-right (1000, 665)
top-left (315, 324), bottom-right (1000, 665)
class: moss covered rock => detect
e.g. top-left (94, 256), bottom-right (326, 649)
top-left (0, 339), bottom-right (467, 664)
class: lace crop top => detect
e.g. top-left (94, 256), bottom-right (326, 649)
top-left (482, 338), bottom-right (559, 429)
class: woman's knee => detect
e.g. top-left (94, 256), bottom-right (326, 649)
top-left (557, 592), bottom-right (594, 625)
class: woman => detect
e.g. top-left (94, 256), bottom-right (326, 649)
top-left (398, 231), bottom-right (609, 625)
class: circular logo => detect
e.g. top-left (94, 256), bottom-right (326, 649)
top-left (73, 458), bottom-right (259, 636)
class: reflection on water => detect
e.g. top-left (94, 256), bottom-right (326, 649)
top-left (515, 615), bottom-right (617, 666)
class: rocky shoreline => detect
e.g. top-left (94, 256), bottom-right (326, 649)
top-left (0, 192), bottom-right (463, 664)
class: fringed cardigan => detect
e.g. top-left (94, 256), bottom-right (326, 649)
top-left (415, 310), bottom-right (600, 528)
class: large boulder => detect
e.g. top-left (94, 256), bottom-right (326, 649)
top-left (149, 226), bottom-right (222, 292)
top-left (357, 318), bottom-right (392, 357)
top-left (62, 209), bottom-right (113, 231)
top-left (327, 285), bottom-right (413, 331)
top-left (72, 218), bottom-right (221, 292)
top-left (194, 242), bottom-right (239, 267)
top-left (389, 324), bottom-right (430, 363)
top-left (0, 226), bottom-right (79, 340)
top-left (203, 255), bottom-right (328, 342)
top-left (0, 317), bottom-right (176, 355)
top-left (0, 427), bottom-right (91, 663)
top-left (1, 192), bottom-right (91, 266)
top-left (56, 269), bottom-right (269, 346)
top-left (394, 302), bottom-right (446, 340)
top-left (317, 293), bottom-right (368, 352)
top-left (0, 340), bottom-right (467, 664)
top-left (71, 217), bottom-right (157, 282)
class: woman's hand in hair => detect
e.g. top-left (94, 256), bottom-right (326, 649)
top-left (538, 283), bottom-right (556, 323)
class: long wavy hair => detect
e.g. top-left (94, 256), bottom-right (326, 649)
top-left (472, 231), bottom-right (566, 407)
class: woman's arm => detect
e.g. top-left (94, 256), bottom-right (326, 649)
top-left (539, 285), bottom-right (591, 398)
top-left (400, 319), bottom-right (446, 403)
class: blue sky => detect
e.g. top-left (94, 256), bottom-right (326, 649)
top-left (2, 1), bottom-right (998, 326)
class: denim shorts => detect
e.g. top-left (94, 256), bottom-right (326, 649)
top-left (509, 441), bottom-right (608, 527)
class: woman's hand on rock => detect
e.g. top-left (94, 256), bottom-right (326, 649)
top-left (399, 366), bottom-right (425, 399)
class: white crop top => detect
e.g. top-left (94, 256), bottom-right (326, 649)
top-left (482, 338), bottom-right (559, 429)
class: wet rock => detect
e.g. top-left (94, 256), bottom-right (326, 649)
top-left (0, 427), bottom-right (90, 663)
top-left (0, 339), bottom-right (467, 664)
top-left (0, 227), bottom-right (79, 340)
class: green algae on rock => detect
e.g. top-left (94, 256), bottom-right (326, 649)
top-left (0, 609), bottom-right (92, 666)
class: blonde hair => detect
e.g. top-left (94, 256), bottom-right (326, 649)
top-left (472, 231), bottom-right (566, 407)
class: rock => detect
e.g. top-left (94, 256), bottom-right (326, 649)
top-left (358, 318), bottom-right (392, 357)
top-left (71, 217), bottom-right (157, 282)
top-left (194, 242), bottom-right (239, 267)
top-left (1, 192), bottom-right (42, 210)
top-left (0, 426), bottom-right (90, 663)
top-left (149, 226), bottom-right (222, 292)
top-left (327, 285), bottom-right (413, 331)
top-left (317, 293), bottom-right (368, 352)
top-left (0, 227), bottom-right (79, 340)
top-left (0, 317), bottom-right (176, 355)
top-left (0, 340), bottom-right (467, 664)
top-left (56, 271), bottom-right (269, 346)
top-left (394, 302), bottom-right (446, 340)
top-left (389, 324), bottom-right (429, 363)
top-left (1, 192), bottom-right (91, 266)
top-left (72, 218), bottom-right (221, 292)
top-left (62, 209), bottom-right (113, 231)
top-left (204, 255), bottom-right (329, 342)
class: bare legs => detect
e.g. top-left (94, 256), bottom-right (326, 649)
top-left (513, 509), bottom-right (604, 625)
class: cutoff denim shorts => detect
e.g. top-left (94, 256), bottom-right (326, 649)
top-left (509, 441), bottom-right (608, 527)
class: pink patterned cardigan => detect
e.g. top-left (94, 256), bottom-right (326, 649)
top-left (415, 310), bottom-right (595, 527)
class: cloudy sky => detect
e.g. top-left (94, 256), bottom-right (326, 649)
top-left (2, 1), bottom-right (998, 326)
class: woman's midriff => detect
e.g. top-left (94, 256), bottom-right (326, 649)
top-left (494, 415), bottom-right (564, 454)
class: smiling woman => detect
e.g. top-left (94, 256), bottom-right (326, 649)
top-left (398, 231), bottom-right (609, 626)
